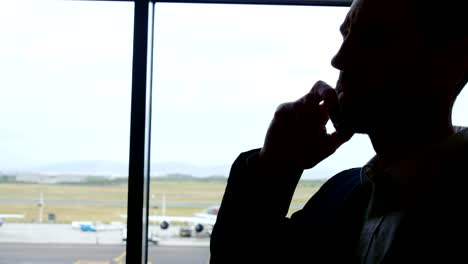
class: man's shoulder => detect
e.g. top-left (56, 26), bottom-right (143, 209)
top-left (311, 168), bottom-right (365, 204)
top-left (320, 167), bottom-right (363, 191)
top-left (288, 168), bottom-right (370, 259)
top-left (292, 167), bottom-right (368, 222)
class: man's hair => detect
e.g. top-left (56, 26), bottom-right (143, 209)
top-left (413, 0), bottom-right (467, 97)
top-left (414, 0), bottom-right (467, 42)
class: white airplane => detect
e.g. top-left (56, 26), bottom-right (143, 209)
top-left (71, 221), bottom-right (125, 232)
top-left (149, 205), bottom-right (219, 234)
top-left (0, 214), bottom-right (24, 227)
top-left (120, 203), bottom-right (219, 236)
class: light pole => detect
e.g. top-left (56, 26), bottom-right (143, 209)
top-left (38, 192), bottom-right (44, 224)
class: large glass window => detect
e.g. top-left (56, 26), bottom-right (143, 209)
top-left (0, 1), bottom-right (133, 263)
top-left (148, 4), bottom-right (468, 263)
top-left (148, 4), bottom-right (357, 263)
top-left (2, 1), bottom-right (467, 263)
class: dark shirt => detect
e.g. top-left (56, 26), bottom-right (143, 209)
top-left (211, 150), bottom-right (369, 263)
top-left (211, 128), bottom-right (468, 264)
top-left (358, 127), bottom-right (468, 263)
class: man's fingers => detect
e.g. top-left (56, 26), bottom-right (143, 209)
top-left (300, 81), bottom-right (339, 114)
top-left (300, 81), bottom-right (330, 104)
top-left (314, 81), bottom-right (339, 119)
top-left (286, 81), bottom-right (339, 130)
top-left (318, 104), bottom-right (329, 126)
top-left (312, 81), bottom-right (337, 103)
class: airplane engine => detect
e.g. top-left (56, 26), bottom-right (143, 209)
top-left (194, 224), bottom-right (204, 233)
top-left (160, 221), bottom-right (169, 230)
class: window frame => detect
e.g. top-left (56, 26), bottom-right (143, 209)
top-left (75, 0), bottom-right (352, 263)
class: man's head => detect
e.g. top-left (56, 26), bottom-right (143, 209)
top-left (332, 0), bottom-right (467, 135)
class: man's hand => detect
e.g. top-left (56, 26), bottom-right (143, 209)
top-left (259, 81), bottom-right (353, 170)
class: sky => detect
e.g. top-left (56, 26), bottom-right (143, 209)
top-left (0, 1), bottom-right (467, 178)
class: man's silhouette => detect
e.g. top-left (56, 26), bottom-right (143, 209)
top-left (210, 0), bottom-right (467, 263)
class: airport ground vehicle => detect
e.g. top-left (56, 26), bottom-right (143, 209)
top-left (122, 227), bottom-right (159, 244)
top-left (179, 227), bottom-right (192, 237)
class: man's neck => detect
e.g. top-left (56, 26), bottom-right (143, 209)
top-left (368, 125), bottom-right (456, 168)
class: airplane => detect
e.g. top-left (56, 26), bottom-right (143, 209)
top-left (0, 214), bottom-right (24, 227)
top-left (120, 204), bottom-right (219, 237)
top-left (150, 205), bottom-right (219, 235)
top-left (71, 221), bottom-right (125, 232)
top-left (154, 193), bottom-right (218, 235)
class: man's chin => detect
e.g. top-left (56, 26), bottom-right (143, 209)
top-left (336, 114), bottom-right (374, 135)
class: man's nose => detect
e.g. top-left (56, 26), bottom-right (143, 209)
top-left (331, 40), bottom-right (350, 71)
top-left (331, 53), bottom-right (343, 71)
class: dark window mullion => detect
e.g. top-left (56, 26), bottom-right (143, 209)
top-left (125, 0), bottom-right (351, 263)
top-left (126, 0), bottom-right (152, 263)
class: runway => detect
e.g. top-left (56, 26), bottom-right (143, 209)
top-left (0, 223), bottom-right (210, 245)
top-left (0, 199), bottom-right (304, 209)
top-left (0, 223), bottom-right (210, 263)
top-left (0, 243), bottom-right (210, 264)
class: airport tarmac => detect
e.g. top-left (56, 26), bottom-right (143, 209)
top-left (0, 224), bottom-right (210, 263)
top-left (0, 243), bottom-right (210, 264)
top-left (0, 223), bottom-right (210, 246)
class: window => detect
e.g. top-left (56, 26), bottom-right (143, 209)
top-left (0, 1), bottom-right (133, 263)
top-left (2, 0), bottom-right (467, 263)
top-left (147, 3), bottom-right (356, 262)
top-left (148, 5), bottom-right (468, 262)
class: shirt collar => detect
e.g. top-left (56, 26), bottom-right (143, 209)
top-left (361, 126), bottom-right (468, 215)
top-left (361, 126), bottom-right (468, 185)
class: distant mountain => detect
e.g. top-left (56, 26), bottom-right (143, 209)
top-left (10, 160), bottom-right (335, 179)
top-left (22, 160), bottom-right (231, 178)
top-left (152, 162), bottom-right (229, 178)
top-left (30, 160), bottom-right (128, 176)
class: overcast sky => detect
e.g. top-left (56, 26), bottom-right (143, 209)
top-left (1, 1), bottom-right (467, 178)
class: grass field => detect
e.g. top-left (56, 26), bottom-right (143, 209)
top-left (0, 179), bottom-right (325, 223)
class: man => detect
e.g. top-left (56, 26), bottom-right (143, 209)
top-left (210, 0), bottom-right (467, 263)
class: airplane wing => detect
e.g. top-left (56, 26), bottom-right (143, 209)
top-left (120, 214), bottom-right (215, 226)
top-left (148, 215), bottom-right (215, 225)
top-left (0, 214), bottom-right (24, 219)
